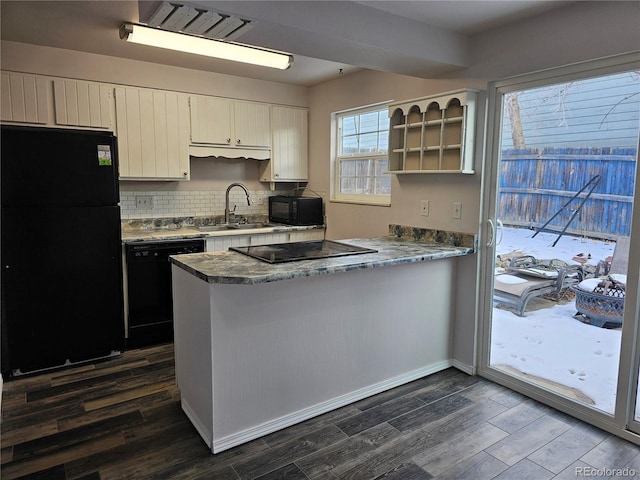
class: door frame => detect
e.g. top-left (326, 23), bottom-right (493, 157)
top-left (476, 51), bottom-right (640, 443)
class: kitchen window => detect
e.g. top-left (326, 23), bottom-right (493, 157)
top-left (332, 103), bottom-right (391, 205)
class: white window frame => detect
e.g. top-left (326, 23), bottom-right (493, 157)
top-left (331, 102), bottom-right (391, 206)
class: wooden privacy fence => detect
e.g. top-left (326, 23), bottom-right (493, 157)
top-left (498, 147), bottom-right (637, 240)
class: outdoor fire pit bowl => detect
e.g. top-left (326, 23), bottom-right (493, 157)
top-left (572, 276), bottom-right (626, 328)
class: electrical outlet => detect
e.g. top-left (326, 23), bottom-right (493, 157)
top-left (135, 195), bottom-right (154, 209)
top-left (420, 200), bottom-right (429, 217)
top-left (452, 202), bottom-right (462, 219)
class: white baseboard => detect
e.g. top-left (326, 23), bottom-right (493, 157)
top-left (212, 360), bottom-right (452, 453)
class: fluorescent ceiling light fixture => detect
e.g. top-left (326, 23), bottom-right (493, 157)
top-left (120, 23), bottom-right (292, 70)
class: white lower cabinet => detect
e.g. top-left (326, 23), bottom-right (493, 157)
top-left (250, 233), bottom-right (289, 246)
top-left (288, 230), bottom-right (325, 242)
top-left (205, 235), bottom-right (251, 253)
top-left (205, 230), bottom-right (323, 252)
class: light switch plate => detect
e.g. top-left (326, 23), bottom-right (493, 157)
top-left (452, 202), bottom-right (462, 219)
top-left (136, 195), bottom-right (154, 209)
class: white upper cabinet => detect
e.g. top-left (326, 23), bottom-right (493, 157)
top-left (189, 95), bottom-right (232, 145)
top-left (1, 72), bottom-right (50, 124)
top-left (189, 95), bottom-right (271, 149)
top-left (115, 86), bottom-right (190, 180)
top-left (233, 101), bottom-right (271, 148)
top-left (53, 79), bottom-right (112, 129)
top-left (260, 106), bottom-right (308, 182)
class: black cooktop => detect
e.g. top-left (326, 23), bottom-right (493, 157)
top-left (229, 240), bottom-right (377, 264)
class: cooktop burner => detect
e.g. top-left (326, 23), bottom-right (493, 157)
top-left (229, 240), bottom-right (377, 264)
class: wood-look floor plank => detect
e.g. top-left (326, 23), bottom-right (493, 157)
top-left (372, 461), bottom-right (432, 480)
top-left (486, 399), bottom-right (547, 433)
top-left (1, 434), bottom-right (126, 480)
top-left (262, 404), bottom-right (362, 448)
top-left (82, 378), bottom-right (175, 411)
top-left (579, 434), bottom-right (640, 472)
top-left (232, 425), bottom-right (347, 480)
top-left (1, 419), bottom-right (59, 449)
top-left (57, 390), bottom-right (173, 432)
top-left (411, 421), bottom-right (509, 476)
top-left (255, 462), bottom-right (309, 480)
top-left (387, 392), bottom-right (473, 433)
top-left (436, 451), bottom-right (509, 480)
top-left (527, 422), bottom-right (609, 474)
top-left (493, 458), bottom-right (555, 480)
top-left (296, 422), bottom-right (402, 478)
top-left (335, 397), bottom-right (509, 480)
top-left (98, 434), bottom-right (209, 479)
top-left (64, 409), bottom-right (197, 479)
top-left (413, 372), bottom-right (479, 405)
top-left (335, 396), bottom-right (425, 436)
top-left (11, 411), bottom-right (143, 462)
top-left (351, 369), bottom-right (459, 411)
top-left (49, 359), bottom-right (149, 387)
top-left (485, 415), bottom-right (572, 466)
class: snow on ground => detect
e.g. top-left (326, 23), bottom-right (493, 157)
top-left (491, 227), bottom-right (621, 413)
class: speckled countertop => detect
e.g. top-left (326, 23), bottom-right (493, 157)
top-left (121, 216), bottom-right (324, 243)
top-left (169, 226), bottom-right (477, 285)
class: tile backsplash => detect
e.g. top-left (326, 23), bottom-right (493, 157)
top-left (119, 189), bottom-right (289, 219)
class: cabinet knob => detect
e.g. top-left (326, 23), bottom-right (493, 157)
top-left (226, 138), bottom-right (231, 144)
top-left (237, 139), bottom-right (241, 144)
top-left (183, 172), bottom-right (188, 176)
top-left (275, 173), bottom-right (279, 178)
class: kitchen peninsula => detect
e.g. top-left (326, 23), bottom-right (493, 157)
top-left (169, 225), bottom-right (476, 453)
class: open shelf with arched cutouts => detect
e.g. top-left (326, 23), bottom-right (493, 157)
top-left (387, 89), bottom-right (478, 174)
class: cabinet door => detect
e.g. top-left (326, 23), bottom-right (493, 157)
top-left (266, 106), bottom-right (308, 181)
top-left (250, 233), bottom-right (289, 246)
top-left (234, 101), bottom-right (271, 147)
top-left (288, 230), bottom-right (325, 242)
top-left (206, 235), bottom-right (251, 252)
top-left (1, 72), bottom-right (50, 124)
top-left (189, 95), bottom-right (233, 145)
top-left (115, 87), bottom-right (190, 180)
top-left (53, 79), bottom-right (112, 129)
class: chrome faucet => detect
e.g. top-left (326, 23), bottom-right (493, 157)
top-left (225, 183), bottom-right (251, 224)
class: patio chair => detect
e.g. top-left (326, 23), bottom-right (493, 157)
top-left (493, 255), bottom-right (583, 316)
top-left (595, 236), bottom-right (630, 276)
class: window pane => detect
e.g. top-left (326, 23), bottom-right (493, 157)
top-left (340, 135), bottom-right (359, 155)
top-left (336, 105), bottom-right (391, 201)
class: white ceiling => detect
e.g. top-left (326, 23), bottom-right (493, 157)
top-left (0, 0), bottom-right (569, 86)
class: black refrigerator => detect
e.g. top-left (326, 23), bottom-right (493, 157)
top-left (1, 125), bottom-right (125, 378)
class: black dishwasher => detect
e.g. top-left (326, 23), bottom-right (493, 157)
top-left (125, 239), bottom-right (205, 348)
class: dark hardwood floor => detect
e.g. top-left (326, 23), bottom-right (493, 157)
top-left (2, 343), bottom-right (639, 479)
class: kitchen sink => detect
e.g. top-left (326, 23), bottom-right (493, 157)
top-left (197, 225), bottom-right (234, 232)
top-left (229, 223), bottom-right (277, 229)
top-left (196, 223), bottom-right (277, 232)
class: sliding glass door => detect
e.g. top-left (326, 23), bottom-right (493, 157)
top-left (478, 52), bottom-right (640, 441)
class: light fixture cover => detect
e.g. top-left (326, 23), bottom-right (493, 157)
top-left (119, 23), bottom-right (292, 70)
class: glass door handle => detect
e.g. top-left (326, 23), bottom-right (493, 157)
top-left (496, 219), bottom-right (504, 246)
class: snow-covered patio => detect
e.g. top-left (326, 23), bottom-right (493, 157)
top-left (491, 227), bottom-right (622, 414)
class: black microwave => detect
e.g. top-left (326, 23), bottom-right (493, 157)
top-left (269, 196), bottom-right (323, 226)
